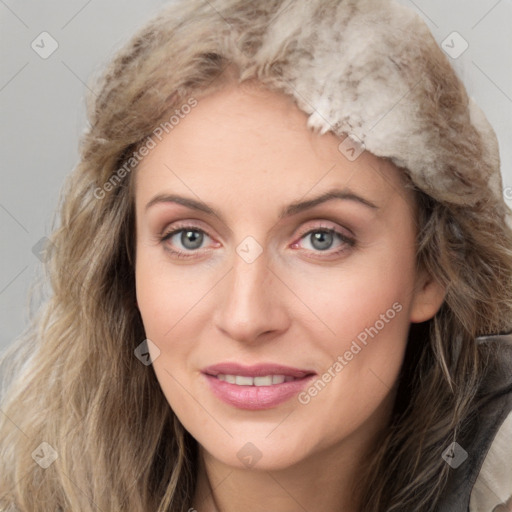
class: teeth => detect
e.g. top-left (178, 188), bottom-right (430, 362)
top-left (216, 374), bottom-right (294, 386)
top-left (235, 375), bottom-right (253, 386)
top-left (254, 376), bottom-right (273, 386)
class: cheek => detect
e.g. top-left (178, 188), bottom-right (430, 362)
top-left (134, 245), bottom-right (222, 407)
top-left (288, 239), bottom-right (415, 445)
top-left (134, 252), bottom-right (206, 419)
top-left (134, 244), bottom-right (207, 338)
top-left (290, 236), bottom-right (417, 350)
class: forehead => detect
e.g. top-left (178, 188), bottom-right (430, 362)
top-left (134, 82), bottom-right (415, 213)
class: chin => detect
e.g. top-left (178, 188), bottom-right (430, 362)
top-left (199, 436), bottom-right (311, 472)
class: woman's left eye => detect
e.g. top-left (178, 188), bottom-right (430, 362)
top-left (293, 227), bottom-right (356, 258)
top-left (159, 224), bottom-right (356, 260)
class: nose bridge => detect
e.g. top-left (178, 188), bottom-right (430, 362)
top-left (213, 237), bottom-right (286, 342)
top-left (229, 243), bottom-right (273, 317)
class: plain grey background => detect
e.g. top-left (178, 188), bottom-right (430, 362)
top-left (1, 0), bottom-right (511, 355)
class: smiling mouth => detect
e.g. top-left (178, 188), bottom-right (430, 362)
top-left (201, 363), bottom-right (316, 409)
top-left (203, 371), bottom-right (317, 410)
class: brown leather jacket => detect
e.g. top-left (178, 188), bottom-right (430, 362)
top-left (436, 333), bottom-right (512, 511)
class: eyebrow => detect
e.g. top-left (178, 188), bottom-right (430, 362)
top-left (144, 188), bottom-right (379, 222)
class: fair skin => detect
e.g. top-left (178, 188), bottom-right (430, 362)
top-left (134, 81), bottom-right (445, 512)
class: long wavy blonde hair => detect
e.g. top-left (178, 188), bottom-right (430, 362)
top-left (1, 1), bottom-right (512, 511)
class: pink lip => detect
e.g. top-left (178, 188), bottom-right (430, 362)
top-left (201, 362), bottom-right (316, 410)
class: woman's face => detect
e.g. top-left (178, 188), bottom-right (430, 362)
top-left (134, 82), bottom-right (445, 472)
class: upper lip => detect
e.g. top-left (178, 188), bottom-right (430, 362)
top-left (202, 363), bottom-right (316, 379)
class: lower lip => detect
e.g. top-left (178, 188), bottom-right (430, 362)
top-left (203, 374), bottom-right (316, 410)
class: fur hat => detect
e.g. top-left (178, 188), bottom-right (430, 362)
top-left (230, 0), bottom-right (503, 206)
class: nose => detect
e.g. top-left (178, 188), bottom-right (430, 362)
top-left (213, 245), bottom-right (290, 344)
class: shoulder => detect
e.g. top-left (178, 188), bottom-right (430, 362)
top-left (470, 410), bottom-right (512, 511)
top-left (470, 334), bottom-right (512, 512)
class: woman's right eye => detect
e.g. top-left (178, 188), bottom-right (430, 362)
top-left (160, 225), bottom-right (215, 259)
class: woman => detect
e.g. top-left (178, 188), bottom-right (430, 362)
top-left (1, 0), bottom-right (511, 510)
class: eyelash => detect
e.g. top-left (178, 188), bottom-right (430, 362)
top-left (159, 222), bottom-right (356, 260)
